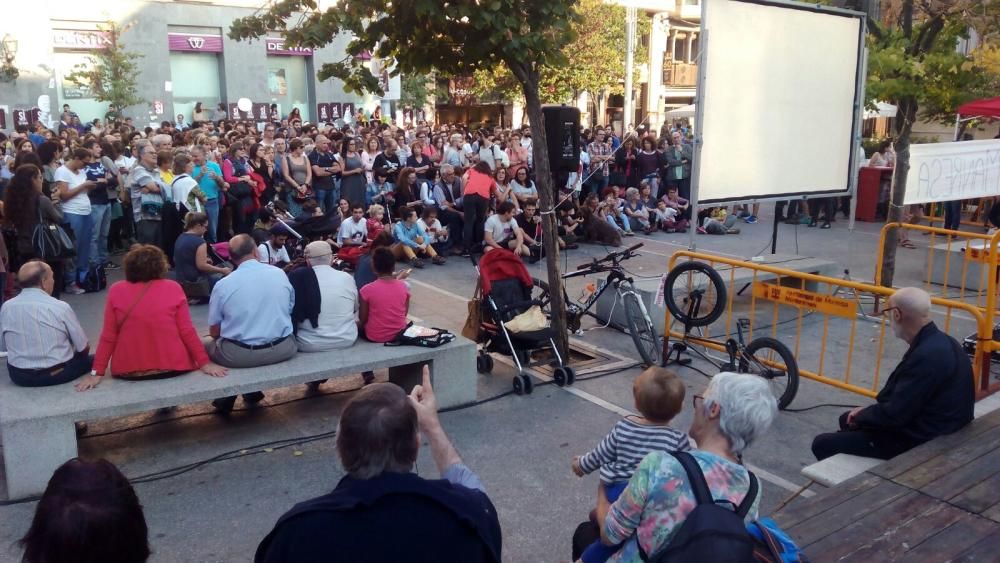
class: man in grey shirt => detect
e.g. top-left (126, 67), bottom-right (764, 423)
top-left (1, 262), bottom-right (91, 387)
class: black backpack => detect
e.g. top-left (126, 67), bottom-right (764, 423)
top-left (83, 263), bottom-right (107, 293)
top-left (639, 451), bottom-right (759, 563)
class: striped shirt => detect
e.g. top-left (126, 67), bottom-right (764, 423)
top-left (579, 417), bottom-right (692, 485)
top-left (0, 288), bottom-right (89, 369)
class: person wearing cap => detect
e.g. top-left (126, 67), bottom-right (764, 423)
top-left (290, 241), bottom-right (360, 355)
top-left (258, 225), bottom-right (291, 267)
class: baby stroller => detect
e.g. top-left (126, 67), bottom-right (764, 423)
top-left (473, 249), bottom-right (575, 395)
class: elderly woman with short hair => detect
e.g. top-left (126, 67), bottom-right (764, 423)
top-left (581, 372), bottom-right (778, 562)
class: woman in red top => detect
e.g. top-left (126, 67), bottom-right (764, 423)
top-left (461, 161), bottom-right (500, 256)
top-left (75, 245), bottom-right (227, 391)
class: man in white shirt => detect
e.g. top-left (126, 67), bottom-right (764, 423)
top-left (291, 241), bottom-right (359, 354)
top-left (477, 133), bottom-right (509, 172)
top-left (258, 226), bottom-right (291, 266)
top-left (53, 148), bottom-right (98, 294)
top-left (337, 205), bottom-right (368, 247)
top-left (484, 201), bottom-right (529, 257)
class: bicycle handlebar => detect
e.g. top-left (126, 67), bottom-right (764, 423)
top-left (575, 243), bottom-right (644, 271)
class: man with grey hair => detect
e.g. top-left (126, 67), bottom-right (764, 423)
top-left (128, 138), bottom-right (168, 246)
top-left (255, 367), bottom-right (502, 562)
top-left (1, 262), bottom-right (91, 387)
top-left (290, 240), bottom-right (359, 353)
top-left (432, 163), bottom-right (464, 250)
top-left (812, 287), bottom-right (974, 460)
top-left (151, 133), bottom-right (173, 151)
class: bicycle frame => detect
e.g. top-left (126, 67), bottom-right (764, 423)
top-left (563, 266), bottom-right (631, 322)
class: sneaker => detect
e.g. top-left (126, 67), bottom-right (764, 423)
top-left (697, 226), bottom-right (708, 234)
top-left (623, 231), bottom-right (635, 237)
top-left (65, 283), bottom-right (86, 295)
top-left (409, 258), bottom-right (425, 269)
top-left (431, 255), bottom-right (446, 265)
top-left (807, 220), bottom-right (818, 228)
top-left (744, 215), bottom-right (758, 224)
top-left (104, 261), bottom-right (121, 270)
top-left (821, 221), bottom-right (832, 229)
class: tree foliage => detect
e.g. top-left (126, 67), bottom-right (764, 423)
top-left (230, 0), bottom-right (580, 356)
top-left (464, 0), bottom-right (649, 105)
top-left (65, 21), bottom-right (144, 120)
top-left (399, 74), bottom-right (448, 111)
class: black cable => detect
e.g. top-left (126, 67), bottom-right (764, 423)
top-left (782, 403), bottom-right (861, 413)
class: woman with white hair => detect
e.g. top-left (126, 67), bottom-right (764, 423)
top-left (578, 372), bottom-right (778, 562)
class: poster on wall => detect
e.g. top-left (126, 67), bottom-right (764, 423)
top-left (251, 103), bottom-right (269, 123)
top-left (227, 102), bottom-right (252, 121)
top-left (0, 108), bottom-right (6, 130)
top-left (12, 109), bottom-right (40, 127)
top-left (329, 103), bottom-right (341, 120)
top-left (268, 69), bottom-right (288, 96)
top-left (341, 103), bottom-right (355, 120)
top-left (317, 103), bottom-right (330, 122)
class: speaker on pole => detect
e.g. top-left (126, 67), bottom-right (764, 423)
top-left (542, 105), bottom-right (581, 173)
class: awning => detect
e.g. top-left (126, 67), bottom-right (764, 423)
top-left (957, 97), bottom-right (1000, 119)
top-left (666, 104), bottom-right (696, 118)
top-left (864, 101), bottom-right (897, 119)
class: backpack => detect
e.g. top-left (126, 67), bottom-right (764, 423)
top-left (82, 263), bottom-right (107, 293)
top-left (639, 451), bottom-right (758, 563)
top-left (747, 518), bottom-right (810, 563)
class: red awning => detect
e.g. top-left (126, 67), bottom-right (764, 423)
top-left (957, 97), bottom-right (1000, 119)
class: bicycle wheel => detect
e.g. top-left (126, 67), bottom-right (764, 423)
top-left (624, 291), bottom-right (661, 367)
top-left (664, 261), bottom-right (726, 327)
top-left (738, 337), bottom-right (799, 410)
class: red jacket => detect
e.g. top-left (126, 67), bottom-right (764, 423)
top-left (92, 279), bottom-right (210, 376)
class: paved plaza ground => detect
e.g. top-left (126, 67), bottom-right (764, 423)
top-left (0, 207), bottom-right (993, 562)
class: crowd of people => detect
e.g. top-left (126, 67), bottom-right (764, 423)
top-left (0, 105), bottom-right (762, 302)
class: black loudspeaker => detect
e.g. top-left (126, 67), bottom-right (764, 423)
top-left (542, 105), bottom-right (580, 173)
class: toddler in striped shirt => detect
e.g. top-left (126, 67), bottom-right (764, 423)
top-left (572, 367), bottom-right (691, 563)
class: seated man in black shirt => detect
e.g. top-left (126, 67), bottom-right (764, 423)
top-left (812, 287), bottom-right (975, 460)
top-left (255, 367), bottom-right (502, 563)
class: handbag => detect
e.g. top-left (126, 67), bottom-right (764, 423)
top-left (31, 206), bottom-right (76, 260)
top-left (461, 282), bottom-right (483, 340)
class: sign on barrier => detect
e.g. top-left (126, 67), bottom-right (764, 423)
top-left (753, 282), bottom-right (857, 319)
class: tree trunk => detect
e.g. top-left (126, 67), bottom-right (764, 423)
top-left (877, 97), bottom-right (917, 287)
top-left (521, 76), bottom-right (570, 360)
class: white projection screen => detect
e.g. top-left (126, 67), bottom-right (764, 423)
top-left (696, 0), bottom-right (864, 203)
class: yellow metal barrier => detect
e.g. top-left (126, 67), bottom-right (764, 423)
top-left (665, 251), bottom-right (992, 400)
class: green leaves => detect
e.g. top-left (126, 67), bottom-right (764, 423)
top-left (64, 20), bottom-right (144, 115)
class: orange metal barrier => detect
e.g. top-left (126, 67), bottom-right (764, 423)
top-left (665, 251), bottom-right (992, 400)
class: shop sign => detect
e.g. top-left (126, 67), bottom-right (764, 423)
top-left (168, 33), bottom-right (223, 53)
top-left (448, 77), bottom-right (477, 106)
top-left (265, 38), bottom-right (313, 56)
top-left (52, 29), bottom-right (112, 50)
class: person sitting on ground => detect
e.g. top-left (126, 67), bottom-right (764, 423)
top-left (206, 234), bottom-right (297, 412)
top-left (484, 201), bottom-right (530, 257)
top-left (580, 194), bottom-right (623, 247)
top-left (254, 367), bottom-right (502, 563)
top-left (174, 212), bottom-right (232, 297)
top-left (1, 261), bottom-right (91, 387)
top-left (19, 458), bottom-right (150, 563)
top-left (572, 372), bottom-right (777, 563)
top-left (359, 247), bottom-right (410, 343)
top-left (290, 241), bottom-right (359, 353)
top-left (75, 245), bottom-right (228, 391)
top-left (601, 187), bottom-right (633, 236)
top-left (417, 207), bottom-right (453, 256)
top-left (572, 367), bottom-right (692, 563)
top-left (662, 185), bottom-right (690, 224)
top-left (622, 187), bottom-right (653, 235)
top-left (392, 208), bottom-right (446, 268)
top-left (337, 204), bottom-right (368, 267)
top-left (366, 203), bottom-right (386, 239)
top-left (811, 287), bottom-right (974, 460)
top-left (258, 224), bottom-right (291, 267)
top-left (697, 206), bottom-right (740, 235)
top-left (251, 208), bottom-right (277, 246)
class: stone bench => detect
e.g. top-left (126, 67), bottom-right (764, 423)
top-left (0, 337), bottom-right (476, 499)
top-left (595, 253), bottom-right (840, 334)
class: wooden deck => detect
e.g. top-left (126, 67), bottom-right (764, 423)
top-left (773, 409), bottom-right (1000, 561)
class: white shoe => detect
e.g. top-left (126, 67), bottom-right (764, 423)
top-left (64, 283), bottom-right (86, 295)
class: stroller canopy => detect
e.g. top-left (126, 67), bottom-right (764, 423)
top-left (477, 249), bottom-right (534, 296)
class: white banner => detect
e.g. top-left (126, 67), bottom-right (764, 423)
top-left (904, 139), bottom-right (1000, 205)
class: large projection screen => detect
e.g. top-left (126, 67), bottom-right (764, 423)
top-left (697, 0), bottom-right (864, 203)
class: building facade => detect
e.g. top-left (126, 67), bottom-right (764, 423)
top-left (0, 0), bottom-right (382, 130)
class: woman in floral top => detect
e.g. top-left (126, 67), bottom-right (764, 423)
top-left (595, 372), bottom-right (778, 562)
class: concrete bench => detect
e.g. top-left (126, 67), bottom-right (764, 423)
top-left (595, 253), bottom-right (840, 334)
top-left (0, 337), bottom-right (476, 499)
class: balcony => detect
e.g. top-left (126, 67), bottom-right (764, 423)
top-left (662, 62), bottom-right (698, 87)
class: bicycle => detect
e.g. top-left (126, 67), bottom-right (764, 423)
top-left (534, 243), bottom-right (661, 366)
top-left (663, 260), bottom-right (800, 409)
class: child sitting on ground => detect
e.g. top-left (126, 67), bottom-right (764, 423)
top-left (366, 204), bottom-right (386, 240)
top-left (698, 206), bottom-right (740, 235)
top-left (653, 200), bottom-right (681, 232)
top-left (572, 367), bottom-right (691, 563)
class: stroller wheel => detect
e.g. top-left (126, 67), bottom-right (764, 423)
top-left (553, 367), bottom-right (567, 387)
top-left (564, 366), bottom-right (576, 386)
top-left (512, 376), bottom-right (524, 395)
top-left (477, 353), bottom-right (494, 374)
top-left (520, 373), bottom-right (533, 394)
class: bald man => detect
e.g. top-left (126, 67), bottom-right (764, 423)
top-left (1, 262), bottom-right (91, 387)
top-left (205, 234), bottom-right (297, 412)
top-left (812, 287), bottom-right (974, 460)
